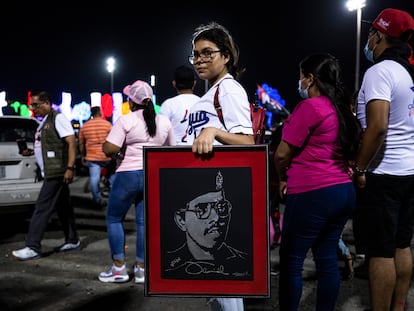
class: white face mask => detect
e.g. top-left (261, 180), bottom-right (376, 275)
top-left (298, 79), bottom-right (309, 99)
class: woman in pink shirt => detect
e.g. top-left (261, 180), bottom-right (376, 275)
top-left (275, 53), bottom-right (361, 310)
top-left (98, 80), bottom-right (175, 284)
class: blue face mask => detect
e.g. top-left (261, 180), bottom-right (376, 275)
top-left (363, 42), bottom-right (375, 63)
top-left (298, 79), bottom-right (309, 99)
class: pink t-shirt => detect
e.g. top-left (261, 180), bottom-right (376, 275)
top-left (106, 110), bottom-right (175, 172)
top-left (282, 96), bottom-right (351, 194)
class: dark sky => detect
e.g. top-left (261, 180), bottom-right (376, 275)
top-left (1, 1), bottom-right (412, 110)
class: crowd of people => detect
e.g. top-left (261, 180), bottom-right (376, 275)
top-left (9, 7), bottom-right (414, 311)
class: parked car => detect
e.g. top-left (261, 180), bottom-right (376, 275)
top-left (0, 115), bottom-right (42, 214)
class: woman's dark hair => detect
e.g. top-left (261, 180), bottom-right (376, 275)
top-left (299, 53), bottom-right (362, 160)
top-left (130, 99), bottom-right (157, 137)
top-left (192, 22), bottom-right (245, 81)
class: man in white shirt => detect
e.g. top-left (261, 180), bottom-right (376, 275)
top-left (159, 65), bottom-right (200, 145)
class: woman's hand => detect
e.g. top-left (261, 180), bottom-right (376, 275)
top-left (192, 127), bottom-right (217, 154)
top-left (279, 181), bottom-right (287, 199)
top-left (20, 148), bottom-right (34, 156)
top-left (191, 127), bottom-right (254, 155)
top-left (354, 174), bottom-right (366, 188)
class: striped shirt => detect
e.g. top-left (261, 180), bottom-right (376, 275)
top-left (78, 117), bottom-right (112, 161)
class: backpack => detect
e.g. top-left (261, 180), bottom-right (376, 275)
top-left (213, 84), bottom-right (266, 144)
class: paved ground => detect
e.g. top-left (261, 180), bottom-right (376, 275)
top-left (0, 176), bottom-right (413, 310)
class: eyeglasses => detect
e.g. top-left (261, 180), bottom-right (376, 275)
top-left (185, 200), bottom-right (232, 219)
top-left (31, 102), bottom-right (45, 108)
top-left (188, 49), bottom-right (221, 65)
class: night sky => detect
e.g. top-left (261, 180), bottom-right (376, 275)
top-left (1, 1), bottom-right (412, 111)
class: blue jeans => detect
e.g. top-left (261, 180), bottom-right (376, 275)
top-left (86, 160), bottom-right (114, 204)
top-left (278, 183), bottom-right (355, 311)
top-left (105, 170), bottom-right (144, 264)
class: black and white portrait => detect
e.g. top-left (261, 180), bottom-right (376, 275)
top-left (160, 168), bottom-right (253, 280)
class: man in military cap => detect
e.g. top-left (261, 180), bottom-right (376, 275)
top-left (163, 171), bottom-right (250, 280)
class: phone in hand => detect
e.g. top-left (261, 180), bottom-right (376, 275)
top-left (17, 139), bottom-right (28, 154)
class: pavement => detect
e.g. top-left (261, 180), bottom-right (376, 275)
top-left (0, 176), bottom-right (414, 310)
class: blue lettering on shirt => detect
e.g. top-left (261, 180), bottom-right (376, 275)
top-left (188, 111), bottom-right (210, 138)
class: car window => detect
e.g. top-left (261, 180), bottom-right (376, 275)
top-left (0, 118), bottom-right (38, 143)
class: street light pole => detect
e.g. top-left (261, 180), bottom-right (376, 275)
top-left (346, 0), bottom-right (366, 92)
top-left (355, 7), bottom-right (362, 91)
top-left (106, 57), bottom-right (115, 94)
top-left (110, 71), bottom-right (114, 94)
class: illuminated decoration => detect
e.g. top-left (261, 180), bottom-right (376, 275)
top-left (11, 101), bottom-right (21, 114)
top-left (71, 101), bottom-right (91, 128)
top-left (154, 104), bottom-right (161, 114)
top-left (112, 92), bottom-right (123, 123)
top-left (19, 103), bottom-right (31, 117)
top-left (256, 83), bottom-right (289, 131)
top-left (60, 92), bottom-right (73, 122)
top-left (150, 74), bottom-right (160, 114)
top-left (101, 93), bottom-right (113, 121)
top-left (122, 101), bottom-right (131, 115)
top-left (3, 99), bottom-right (32, 118)
top-left (153, 93), bottom-right (161, 114)
top-left (51, 102), bottom-right (60, 112)
top-left (90, 92), bottom-right (101, 107)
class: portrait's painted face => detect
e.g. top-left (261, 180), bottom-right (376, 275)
top-left (184, 190), bottom-right (232, 250)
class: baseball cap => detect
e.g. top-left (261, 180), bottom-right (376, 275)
top-left (372, 8), bottom-right (414, 40)
top-left (123, 80), bottom-right (153, 105)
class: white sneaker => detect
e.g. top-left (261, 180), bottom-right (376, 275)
top-left (54, 240), bottom-right (81, 252)
top-left (12, 247), bottom-right (40, 260)
top-left (134, 265), bottom-right (145, 284)
top-left (98, 265), bottom-right (129, 283)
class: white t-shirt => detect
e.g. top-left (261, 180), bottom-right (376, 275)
top-left (159, 93), bottom-right (200, 145)
top-left (105, 109), bottom-right (175, 172)
top-left (34, 113), bottom-right (75, 177)
top-left (186, 74), bottom-right (253, 145)
top-left (357, 59), bottom-right (414, 175)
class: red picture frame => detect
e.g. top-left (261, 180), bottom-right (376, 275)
top-left (143, 145), bottom-right (269, 297)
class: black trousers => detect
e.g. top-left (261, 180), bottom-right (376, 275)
top-left (26, 177), bottom-right (79, 253)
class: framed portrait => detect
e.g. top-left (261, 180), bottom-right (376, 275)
top-left (143, 145), bottom-right (269, 297)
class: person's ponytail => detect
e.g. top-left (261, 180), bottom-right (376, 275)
top-left (143, 99), bottom-right (156, 137)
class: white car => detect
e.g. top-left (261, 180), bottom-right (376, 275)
top-left (0, 115), bottom-right (43, 214)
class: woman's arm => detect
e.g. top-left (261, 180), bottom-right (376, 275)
top-left (192, 127), bottom-right (254, 154)
top-left (102, 141), bottom-right (121, 158)
top-left (274, 140), bottom-right (296, 197)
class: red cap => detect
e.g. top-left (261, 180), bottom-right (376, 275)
top-left (372, 8), bottom-right (414, 40)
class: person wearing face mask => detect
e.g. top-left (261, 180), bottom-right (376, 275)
top-left (275, 53), bottom-right (361, 310)
top-left (352, 8), bottom-right (414, 311)
top-left (297, 78), bottom-right (310, 99)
